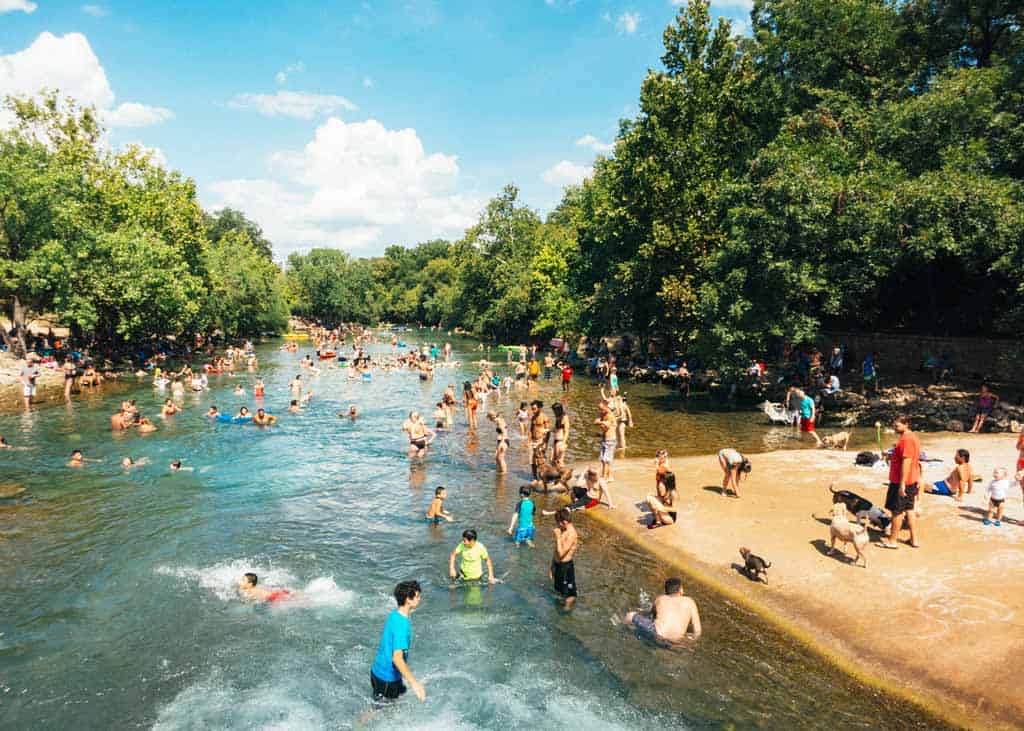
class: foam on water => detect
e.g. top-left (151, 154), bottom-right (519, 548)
top-left (155, 560), bottom-right (353, 608)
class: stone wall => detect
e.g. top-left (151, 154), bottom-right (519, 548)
top-left (820, 331), bottom-right (1021, 384)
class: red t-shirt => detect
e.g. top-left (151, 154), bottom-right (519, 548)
top-left (561, 367), bottom-right (573, 382)
top-left (889, 431), bottom-right (922, 485)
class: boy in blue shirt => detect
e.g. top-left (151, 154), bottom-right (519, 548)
top-left (371, 580), bottom-right (425, 704)
top-left (507, 486), bottom-right (536, 547)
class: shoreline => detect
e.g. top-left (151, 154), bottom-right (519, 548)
top-left (575, 434), bottom-right (1024, 731)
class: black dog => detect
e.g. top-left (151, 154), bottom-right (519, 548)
top-left (739, 547), bottom-right (771, 584)
top-left (829, 483), bottom-right (891, 532)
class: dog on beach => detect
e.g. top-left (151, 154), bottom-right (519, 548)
top-left (739, 547), bottom-right (771, 584)
top-left (819, 431), bottom-right (851, 450)
top-left (829, 482), bottom-right (891, 533)
top-left (828, 502), bottom-right (869, 567)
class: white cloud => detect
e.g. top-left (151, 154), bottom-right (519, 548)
top-left (274, 61), bottom-right (305, 85)
top-left (0, 0), bottom-right (36, 14)
top-left (124, 141), bottom-right (167, 168)
top-left (616, 11), bottom-right (641, 34)
top-left (0, 32), bottom-right (172, 130)
top-left (206, 117), bottom-right (484, 258)
top-left (575, 134), bottom-right (614, 154)
top-left (362, 77), bottom-right (374, 88)
top-left (228, 91), bottom-right (356, 120)
top-left (81, 4), bottom-right (107, 16)
top-left (102, 102), bottom-right (174, 128)
top-left (542, 160), bottom-right (592, 186)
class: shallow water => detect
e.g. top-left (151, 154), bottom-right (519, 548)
top-left (0, 334), bottom-right (945, 729)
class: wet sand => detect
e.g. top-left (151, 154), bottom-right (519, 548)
top-left (576, 433), bottom-right (1024, 730)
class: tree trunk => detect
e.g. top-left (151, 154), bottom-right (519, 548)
top-left (2, 295), bottom-right (28, 358)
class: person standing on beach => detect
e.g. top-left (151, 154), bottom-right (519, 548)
top-left (881, 415), bottom-right (921, 549)
top-left (370, 580), bottom-right (426, 704)
top-left (62, 355), bottom-right (77, 400)
top-left (550, 507), bottom-right (579, 609)
top-left (596, 399), bottom-right (617, 481)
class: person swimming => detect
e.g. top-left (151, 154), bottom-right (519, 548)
top-left (238, 572), bottom-right (292, 603)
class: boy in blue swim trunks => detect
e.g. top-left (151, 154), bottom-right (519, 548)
top-left (425, 486), bottom-right (454, 523)
top-left (507, 486), bottom-right (536, 547)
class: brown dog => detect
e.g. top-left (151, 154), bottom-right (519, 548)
top-left (820, 431), bottom-right (851, 450)
top-left (531, 450), bottom-right (572, 492)
top-left (739, 547), bottom-right (771, 584)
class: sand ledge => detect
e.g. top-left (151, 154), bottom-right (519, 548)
top-left (578, 433), bottom-right (1023, 731)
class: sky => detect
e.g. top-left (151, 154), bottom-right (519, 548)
top-left (0, 0), bottom-right (753, 260)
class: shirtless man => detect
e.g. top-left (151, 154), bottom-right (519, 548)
top-left (238, 572), bottom-right (292, 603)
top-left (253, 408), bottom-right (277, 425)
top-left (111, 408), bottom-right (131, 430)
top-left (289, 374), bottom-right (303, 398)
top-left (625, 578), bottom-right (702, 642)
top-left (550, 508), bottom-right (579, 609)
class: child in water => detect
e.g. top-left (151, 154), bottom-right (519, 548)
top-left (507, 486), bottom-right (536, 547)
top-left (426, 486), bottom-right (454, 523)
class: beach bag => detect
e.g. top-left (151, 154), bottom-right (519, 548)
top-left (855, 451), bottom-right (879, 466)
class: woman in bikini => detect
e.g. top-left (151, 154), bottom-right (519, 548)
top-left (551, 403), bottom-right (569, 468)
top-left (647, 471), bottom-right (678, 528)
top-left (487, 411), bottom-right (509, 473)
top-left (463, 381), bottom-right (479, 431)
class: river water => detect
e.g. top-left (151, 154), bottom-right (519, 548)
top-left (0, 334), bottom-right (945, 729)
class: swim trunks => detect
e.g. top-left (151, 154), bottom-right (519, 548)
top-left (600, 439), bottom-right (616, 463)
top-left (371, 671), bottom-right (406, 703)
top-left (551, 559), bottom-right (578, 598)
top-left (990, 498), bottom-right (1005, 507)
top-left (514, 525), bottom-right (535, 543)
top-left (800, 418), bottom-right (815, 432)
top-left (266, 589), bottom-right (291, 603)
top-left (931, 480), bottom-right (953, 497)
top-left (885, 482), bottom-right (918, 514)
top-left (631, 613), bottom-right (658, 637)
top-left (426, 516), bottom-right (444, 524)
top-left (410, 438), bottom-right (427, 450)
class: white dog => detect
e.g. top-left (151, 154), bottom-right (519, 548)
top-left (760, 401), bottom-right (793, 425)
top-left (828, 502), bottom-right (869, 567)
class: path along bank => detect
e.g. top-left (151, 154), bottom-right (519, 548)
top-left (576, 433), bottom-right (1024, 730)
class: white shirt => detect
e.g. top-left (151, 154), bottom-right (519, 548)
top-left (988, 479), bottom-right (1010, 501)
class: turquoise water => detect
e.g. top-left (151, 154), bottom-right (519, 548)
top-left (0, 335), bottom-right (945, 729)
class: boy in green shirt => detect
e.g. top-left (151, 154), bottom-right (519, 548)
top-left (449, 529), bottom-right (496, 584)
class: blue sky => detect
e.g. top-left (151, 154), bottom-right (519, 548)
top-left (0, 0), bottom-right (752, 259)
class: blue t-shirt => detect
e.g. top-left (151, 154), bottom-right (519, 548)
top-left (371, 609), bottom-right (411, 682)
top-left (799, 396), bottom-right (814, 419)
top-left (518, 498), bottom-right (534, 529)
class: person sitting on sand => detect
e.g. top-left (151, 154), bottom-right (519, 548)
top-left (543, 468), bottom-right (616, 514)
top-left (928, 449), bottom-right (974, 501)
top-left (426, 486), bottom-right (454, 523)
top-left (647, 471), bottom-right (678, 529)
top-left (238, 572), bottom-right (292, 603)
top-left (625, 578), bottom-right (701, 642)
top-left (718, 448), bottom-right (752, 498)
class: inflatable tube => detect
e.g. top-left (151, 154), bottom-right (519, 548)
top-left (216, 414), bottom-right (253, 424)
top-left (497, 345), bottom-right (520, 352)
top-left (283, 333), bottom-right (309, 340)
top-left (319, 352), bottom-right (337, 360)
top-left (361, 373), bottom-right (372, 380)
top-left (397, 341), bottom-right (407, 348)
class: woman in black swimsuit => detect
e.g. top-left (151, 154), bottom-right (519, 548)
top-left (647, 471), bottom-right (678, 529)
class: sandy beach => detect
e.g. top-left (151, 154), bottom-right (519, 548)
top-left (576, 433), bottom-right (1024, 730)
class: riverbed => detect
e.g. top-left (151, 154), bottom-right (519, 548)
top-left (0, 334), bottom-right (947, 729)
